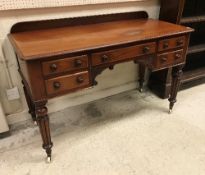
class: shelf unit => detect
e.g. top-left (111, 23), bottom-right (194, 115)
top-left (149, 0), bottom-right (205, 98)
top-left (181, 0), bottom-right (205, 84)
top-left (181, 15), bottom-right (205, 24)
top-left (188, 44), bottom-right (205, 54)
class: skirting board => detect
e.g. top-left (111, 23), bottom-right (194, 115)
top-left (7, 81), bottom-right (140, 125)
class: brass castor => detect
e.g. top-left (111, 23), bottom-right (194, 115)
top-left (139, 88), bottom-right (143, 93)
top-left (47, 156), bottom-right (51, 163)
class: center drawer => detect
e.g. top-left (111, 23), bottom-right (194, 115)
top-left (42, 55), bottom-right (88, 76)
top-left (45, 71), bottom-right (90, 96)
top-left (91, 42), bottom-right (156, 66)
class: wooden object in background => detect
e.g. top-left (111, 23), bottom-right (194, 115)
top-left (8, 12), bottom-right (192, 162)
top-left (149, 0), bottom-right (205, 98)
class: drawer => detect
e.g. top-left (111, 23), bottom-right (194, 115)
top-left (158, 36), bottom-right (186, 52)
top-left (45, 71), bottom-right (89, 96)
top-left (42, 55), bottom-right (88, 76)
top-left (155, 50), bottom-right (184, 69)
top-left (91, 42), bottom-right (156, 66)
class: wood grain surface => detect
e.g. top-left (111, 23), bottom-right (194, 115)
top-left (9, 19), bottom-right (192, 60)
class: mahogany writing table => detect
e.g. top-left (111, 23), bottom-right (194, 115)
top-left (8, 12), bottom-right (193, 162)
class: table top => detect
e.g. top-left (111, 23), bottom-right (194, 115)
top-left (9, 19), bottom-right (193, 60)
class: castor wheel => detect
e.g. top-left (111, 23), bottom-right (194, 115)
top-left (139, 88), bottom-right (143, 93)
top-left (46, 156), bottom-right (51, 163)
top-left (168, 109), bottom-right (172, 114)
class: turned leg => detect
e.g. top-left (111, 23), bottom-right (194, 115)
top-left (35, 103), bottom-right (53, 162)
top-left (22, 81), bottom-right (37, 124)
top-left (168, 65), bottom-right (183, 113)
top-left (138, 64), bottom-right (146, 92)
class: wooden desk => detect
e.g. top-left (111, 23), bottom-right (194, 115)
top-left (8, 12), bottom-right (193, 162)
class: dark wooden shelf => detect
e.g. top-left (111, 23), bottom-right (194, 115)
top-left (182, 67), bottom-right (205, 83)
top-left (188, 44), bottom-right (205, 54)
top-left (181, 15), bottom-right (205, 24)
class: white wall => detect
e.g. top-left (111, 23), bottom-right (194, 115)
top-left (0, 0), bottom-right (149, 10)
top-left (0, 0), bottom-right (160, 125)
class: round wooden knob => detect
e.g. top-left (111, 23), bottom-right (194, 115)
top-left (75, 59), bottom-right (82, 67)
top-left (163, 42), bottom-right (169, 49)
top-left (176, 40), bottom-right (183, 46)
top-left (175, 54), bottom-right (181, 59)
top-left (160, 57), bottom-right (167, 63)
top-left (50, 63), bottom-right (57, 72)
top-left (53, 81), bottom-right (61, 89)
top-left (76, 76), bottom-right (84, 84)
top-left (143, 46), bottom-right (150, 54)
top-left (101, 55), bottom-right (109, 63)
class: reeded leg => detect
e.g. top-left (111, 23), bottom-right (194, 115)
top-left (22, 81), bottom-right (37, 124)
top-left (138, 64), bottom-right (146, 92)
top-left (168, 65), bottom-right (183, 113)
top-left (35, 102), bottom-right (53, 162)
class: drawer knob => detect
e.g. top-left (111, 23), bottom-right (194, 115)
top-left (143, 46), bottom-right (150, 54)
top-left (101, 55), bottom-right (109, 63)
top-left (176, 40), bottom-right (184, 46)
top-left (163, 42), bottom-right (169, 49)
top-left (76, 76), bottom-right (84, 84)
top-left (175, 53), bottom-right (182, 59)
top-left (53, 81), bottom-right (61, 89)
top-left (50, 63), bottom-right (57, 72)
top-left (75, 59), bottom-right (82, 67)
top-left (160, 57), bottom-right (167, 63)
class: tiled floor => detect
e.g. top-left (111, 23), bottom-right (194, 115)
top-left (1, 84), bottom-right (205, 175)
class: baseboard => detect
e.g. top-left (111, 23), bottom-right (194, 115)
top-left (0, 131), bottom-right (10, 139)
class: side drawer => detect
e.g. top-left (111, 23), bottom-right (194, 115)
top-left (42, 55), bottom-right (88, 76)
top-left (155, 49), bottom-right (184, 69)
top-left (158, 36), bottom-right (186, 52)
top-left (45, 71), bottom-right (90, 96)
top-left (91, 42), bottom-right (156, 66)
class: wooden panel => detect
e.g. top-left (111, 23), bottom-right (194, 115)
top-left (9, 19), bottom-right (193, 60)
top-left (159, 0), bottom-right (185, 24)
top-left (91, 42), bottom-right (156, 66)
top-left (181, 15), bottom-right (205, 24)
top-left (182, 67), bottom-right (205, 83)
top-left (27, 60), bottom-right (47, 101)
top-left (45, 71), bottom-right (90, 96)
top-left (11, 11), bottom-right (148, 33)
top-left (42, 55), bottom-right (88, 76)
top-left (158, 36), bottom-right (186, 52)
top-left (155, 49), bottom-right (184, 69)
